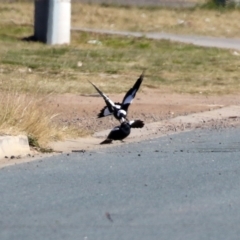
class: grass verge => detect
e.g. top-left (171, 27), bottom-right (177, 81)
top-left (0, 2), bottom-right (240, 146)
top-left (1, 2), bottom-right (240, 38)
top-left (1, 26), bottom-right (240, 95)
top-left (71, 2), bottom-right (240, 38)
top-left (0, 92), bottom-right (89, 148)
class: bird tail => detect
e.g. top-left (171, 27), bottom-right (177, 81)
top-left (129, 119), bottom-right (145, 128)
top-left (100, 139), bottom-right (113, 144)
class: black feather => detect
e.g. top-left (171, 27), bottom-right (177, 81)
top-left (100, 139), bottom-right (113, 144)
top-left (100, 122), bottom-right (131, 144)
top-left (130, 120), bottom-right (145, 128)
top-left (100, 119), bottom-right (144, 144)
top-left (98, 102), bottom-right (122, 118)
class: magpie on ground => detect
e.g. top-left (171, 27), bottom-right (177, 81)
top-left (100, 119), bottom-right (144, 144)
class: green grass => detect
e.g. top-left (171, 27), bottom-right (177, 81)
top-left (1, 24), bottom-right (240, 95)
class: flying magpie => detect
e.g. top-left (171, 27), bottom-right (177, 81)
top-left (89, 71), bottom-right (144, 123)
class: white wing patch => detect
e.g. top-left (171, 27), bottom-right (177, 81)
top-left (129, 120), bottom-right (135, 125)
top-left (117, 109), bottom-right (127, 117)
top-left (112, 126), bottom-right (120, 132)
top-left (115, 104), bottom-right (121, 109)
top-left (103, 107), bottom-right (112, 116)
top-left (122, 89), bottom-right (137, 105)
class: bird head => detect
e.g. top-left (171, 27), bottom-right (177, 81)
top-left (117, 109), bottom-right (127, 123)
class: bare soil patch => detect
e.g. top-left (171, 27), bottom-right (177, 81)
top-left (2, 90), bottom-right (240, 168)
top-left (47, 89), bottom-right (240, 133)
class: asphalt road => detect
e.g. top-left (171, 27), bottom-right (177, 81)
top-left (1, 127), bottom-right (240, 240)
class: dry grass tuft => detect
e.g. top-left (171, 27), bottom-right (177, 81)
top-left (0, 2), bottom-right (33, 26)
top-left (1, 2), bottom-right (240, 38)
top-left (0, 92), bottom-right (88, 147)
top-left (71, 2), bottom-right (240, 38)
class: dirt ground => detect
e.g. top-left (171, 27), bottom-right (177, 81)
top-left (47, 88), bottom-right (240, 134)
top-left (1, 89), bottom-right (240, 168)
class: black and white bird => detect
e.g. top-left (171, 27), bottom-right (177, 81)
top-left (89, 72), bottom-right (144, 123)
top-left (100, 119), bottom-right (144, 144)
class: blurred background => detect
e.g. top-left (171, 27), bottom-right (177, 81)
top-left (0, 0), bottom-right (226, 8)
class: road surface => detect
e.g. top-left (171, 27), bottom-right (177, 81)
top-left (1, 127), bottom-right (240, 240)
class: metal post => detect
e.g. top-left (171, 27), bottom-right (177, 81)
top-left (34, 0), bottom-right (71, 45)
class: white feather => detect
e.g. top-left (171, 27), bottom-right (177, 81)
top-left (117, 109), bottom-right (127, 117)
top-left (122, 90), bottom-right (136, 105)
top-left (103, 107), bottom-right (112, 116)
top-left (111, 126), bottom-right (120, 132)
top-left (129, 120), bottom-right (135, 125)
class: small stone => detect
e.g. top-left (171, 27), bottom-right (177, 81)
top-left (177, 19), bottom-right (185, 25)
top-left (77, 61), bottom-right (83, 67)
top-left (233, 51), bottom-right (240, 56)
top-left (87, 40), bottom-right (102, 45)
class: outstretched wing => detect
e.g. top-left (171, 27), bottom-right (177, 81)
top-left (89, 81), bottom-right (116, 113)
top-left (121, 71), bottom-right (144, 112)
top-left (129, 119), bottom-right (145, 128)
top-left (98, 103), bottom-right (121, 118)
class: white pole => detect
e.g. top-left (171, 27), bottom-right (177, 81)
top-left (34, 0), bottom-right (71, 45)
top-left (47, 0), bottom-right (71, 45)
